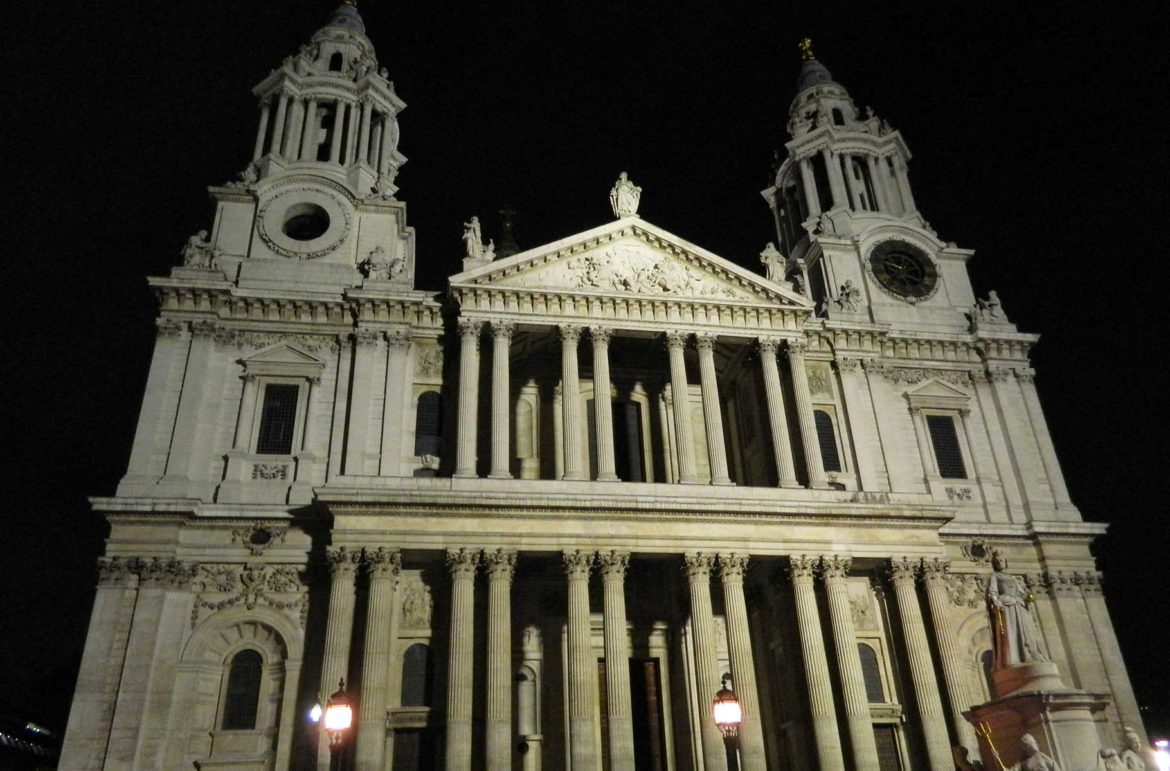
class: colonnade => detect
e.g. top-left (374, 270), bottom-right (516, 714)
top-left (453, 320), bottom-right (830, 489)
top-left (793, 145), bottom-right (915, 218)
top-left (316, 548), bottom-right (965, 770)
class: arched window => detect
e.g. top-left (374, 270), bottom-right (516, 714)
top-left (814, 409), bottom-right (842, 472)
top-left (329, 52), bottom-right (343, 71)
top-left (414, 392), bottom-right (443, 456)
top-left (832, 108), bottom-right (845, 126)
top-left (980, 649), bottom-right (995, 698)
top-left (221, 649), bottom-right (263, 730)
top-left (858, 644), bottom-right (885, 703)
top-left (401, 643), bottom-right (433, 707)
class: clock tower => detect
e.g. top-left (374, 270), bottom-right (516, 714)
top-left (765, 39), bottom-right (985, 334)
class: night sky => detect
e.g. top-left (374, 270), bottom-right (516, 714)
top-left (7, 0), bottom-right (1168, 743)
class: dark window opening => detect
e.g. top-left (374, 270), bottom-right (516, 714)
top-left (926, 414), bottom-right (967, 478)
top-left (414, 392), bottom-right (443, 456)
top-left (391, 729), bottom-right (436, 771)
top-left (980, 650), bottom-right (995, 698)
top-left (810, 154), bottom-right (834, 212)
top-left (874, 725), bottom-right (903, 771)
top-left (221, 649), bottom-right (263, 730)
top-left (832, 108), bottom-right (845, 126)
top-left (282, 203), bottom-right (330, 241)
top-left (256, 384), bottom-right (299, 454)
top-left (329, 52), bottom-right (343, 71)
top-left (858, 644), bottom-right (885, 702)
top-left (814, 409), bottom-right (842, 472)
top-left (613, 400), bottom-right (645, 482)
top-left (401, 643), bottom-right (433, 707)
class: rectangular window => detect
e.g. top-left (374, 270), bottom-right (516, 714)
top-left (874, 725), bottom-right (904, 770)
top-left (255, 384), bottom-right (299, 454)
top-left (926, 414), bottom-right (966, 478)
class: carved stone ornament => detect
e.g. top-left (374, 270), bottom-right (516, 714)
top-left (326, 546), bottom-right (361, 575)
top-left (787, 555), bottom-right (818, 583)
top-left (960, 539), bottom-right (993, 565)
top-left (256, 185), bottom-right (353, 260)
top-left (718, 553), bottom-right (749, 581)
top-left (483, 549), bottom-right (518, 580)
top-left (889, 557), bottom-right (920, 585)
top-left (191, 562), bottom-right (307, 629)
top-left (252, 463), bottom-right (289, 481)
top-left (359, 245), bottom-right (405, 282)
top-left (181, 229), bottom-right (217, 269)
top-left (806, 363), bottom-right (833, 397)
top-left (682, 552), bottom-right (715, 579)
top-left (400, 578), bottom-right (433, 629)
top-left (415, 346), bottom-right (443, 377)
top-left (597, 550), bottom-right (630, 579)
top-left (138, 557), bottom-right (199, 588)
top-left (565, 244), bottom-right (739, 299)
top-left (490, 320), bottom-right (515, 340)
top-left (850, 593), bottom-right (878, 630)
top-left (230, 332), bottom-right (339, 355)
top-left (944, 573), bottom-right (985, 608)
top-left (946, 486), bottom-right (974, 501)
top-left (609, 172), bottom-right (642, 218)
top-left (563, 550), bottom-right (595, 578)
top-left (365, 547), bottom-right (402, 578)
top-left (232, 522), bottom-right (288, 556)
top-left (447, 548), bottom-right (480, 576)
top-left (820, 555), bottom-right (852, 581)
top-left (97, 556), bottom-right (138, 585)
top-left (156, 318), bottom-right (186, 338)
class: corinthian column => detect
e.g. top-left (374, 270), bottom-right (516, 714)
top-left (665, 331), bottom-right (699, 483)
top-left (757, 337), bottom-right (799, 487)
top-left (889, 558), bottom-right (953, 770)
top-left (921, 559), bottom-right (979, 753)
top-left (820, 556), bottom-right (879, 771)
top-left (445, 549), bottom-right (479, 771)
top-left (591, 327), bottom-right (619, 481)
top-left (598, 551), bottom-right (635, 770)
top-left (787, 341), bottom-right (829, 488)
top-left (560, 325), bottom-right (586, 480)
top-left (319, 547), bottom-right (360, 770)
top-left (454, 319), bottom-right (483, 478)
top-left (484, 549), bottom-right (517, 770)
top-left (684, 553), bottom-right (727, 771)
top-left (563, 550), bottom-right (598, 768)
top-left (695, 333), bottom-right (733, 485)
top-left (356, 548), bottom-right (401, 771)
top-left (718, 554), bottom-right (766, 767)
top-left (788, 557), bottom-right (846, 770)
top-left (489, 321), bottom-right (514, 479)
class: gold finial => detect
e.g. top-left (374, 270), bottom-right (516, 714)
top-left (342, 0), bottom-right (357, 6)
top-left (799, 37), bottom-right (815, 61)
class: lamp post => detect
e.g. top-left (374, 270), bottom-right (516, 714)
top-left (713, 674), bottom-right (743, 771)
top-left (1154, 739), bottom-right (1169, 771)
top-left (323, 679), bottom-right (354, 771)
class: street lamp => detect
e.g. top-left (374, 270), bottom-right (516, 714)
top-left (324, 679), bottom-right (354, 770)
top-left (713, 674), bottom-right (742, 771)
top-left (1153, 739), bottom-right (1169, 771)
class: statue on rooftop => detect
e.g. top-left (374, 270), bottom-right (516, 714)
top-left (181, 229), bottom-right (215, 269)
top-left (609, 172), bottom-right (642, 218)
top-left (760, 242), bottom-right (786, 282)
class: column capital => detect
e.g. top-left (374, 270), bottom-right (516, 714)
top-left (835, 356), bottom-right (862, 374)
top-left (559, 323), bottom-right (584, 344)
top-left (96, 556), bottom-right (139, 586)
top-left (190, 319), bottom-right (218, 338)
top-left (384, 327), bottom-right (412, 348)
top-left (327, 546), bottom-right (361, 575)
top-left (354, 327), bottom-right (382, 347)
top-left (490, 320), bottom-right (515, 340)
top-left (756, 336), bottom-right (781, 356)
top-left (921, 558), bottom-right (951, 582)
top-left (446, 548), bottom-right (481, 577)
top-left (156, 318), bottom-right (186, 338)
top-left (682, 552), bottom-right (715, 579)
top-left (365, 547), bottom-right (401, 578)
top-left (589, 325), bottom-right (614, 345)
top-left (787, 555), bottom-right (818, 584)
top-left (664, 329), bottom-right (691, 349)
top-left (596, 550), bottom-right (630, 579)
top-left (889, 556), bottom-right (920, 585)
top-left (787, 339), bottom-right (808, 357)
top-left (694, 332), bottom-right (717, 352)
top-left (458, 317), bottom-right (484, 338)
top-left (719, 553), bottom-right (749, 581)
top-left (562, 549), bottom-right (594, 578)
top-left (483, 548), bottom-right (517, 580)
top-left (819, 555), bottom-right (852, 582)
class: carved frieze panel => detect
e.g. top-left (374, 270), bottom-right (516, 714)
top-left (399, 576), bottom-right (433, 630)
top-left (231, 522), bottom-right (288, 556)
top-left (191, 562), bottom-right (308, 629)
top-left (806, 362), bottom-right (834, 397)
top-left (945, 573), bottom-right (986, 608)
top-left (415, 345), bottom-right (443, 378)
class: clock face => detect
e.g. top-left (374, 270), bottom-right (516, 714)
top-left (869, 241), bottom-right (938, 300)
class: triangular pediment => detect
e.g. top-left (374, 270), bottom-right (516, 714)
top-left (451, 219), bottom-right (812, 308)
top-left (240, 342), bottom-right (325, 378)
top-left (905, 379), bottom-right (969, 399)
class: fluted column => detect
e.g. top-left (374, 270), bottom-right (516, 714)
top-left (841, 154), bottom-right (863, 209)
top-left (684, 553), bottom-right (727, 771)
top-left (484, 549), bottom-right (517, 770)
top-left (665, 331), bottom-right (699, 483)
top-left (318, 547), bottom-right (360, 771)
top-left (822, 147), bottom-right (849, 209)
top-left (563, 550), bottom-right (598, 769)
top-left (454, 319), bottom-right (482, 478)
top-left (821, 556), bottom-right (879, 771)
top-left (798, 157), bottom-right (821, 217)
top-left (591, 327), bottom-right (619, 481)
top-left (718, 554), bottom-right (766, 767)
top-left (489, 321), bottom-right (514, 479)
top-left (445, 549), bottom-right (479, 771)
top-left (864, 155), bottom-right (890, 212)
top-left (358, 100), bottom-right (374, 164)
top-left (253, 98), bottom-right (271, 160)
top-left (921, 560), bottom-right (979, 753)
top-left (788, 556), bottom-right (846, 771)
top-left (270, 94), bottom-right (289, 157)
top-left (787, 341), bottom-right (829, 488)
top-left (329, 99), bottom-right (345, 163)
top-left (695, 333), bottom-right (733, 485)
top-left (355, 549), bottom-right (401, 771)
top-left (889, 558), bottom-right (953, 770)
top-left (299, 98), bottom-right (319, 160)
top-left (758, 338), bottom-right (800, 487)
top-left (598, 551), bottom-right (635, 770)
top-left (560, 325), bottom-right (587, 480)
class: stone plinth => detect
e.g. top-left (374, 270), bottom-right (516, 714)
top-left (965, 689), bottom-right (1110, 771)
top-left (992, 661), bottom-right (1064, 698)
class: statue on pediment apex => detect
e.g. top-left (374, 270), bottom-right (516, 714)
top-left (610, 172), bottom-right (642, 218)
top-left (463, 216), bottom-right (485, 259)
top-left (760, 242), bottom-right (785, 282)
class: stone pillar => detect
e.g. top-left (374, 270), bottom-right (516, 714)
top-left (560, 325), bottom-right (587, 480)
top-left (921, 559), bottom-right (979, 754)
top-left (379, 330), bottom-right (411, 476)
top-left (892, 157), bottom-right (917, 214)
top-left (358, 99), bottom-right (373, 165)
top-left (889, 558), bottom-right (953, 770)
top-left (788, 557), bottom-right (846, 771)
top-left (841, 154), bottom-right (862, 209)
top-left (355, 549), bottom-right (401, 771)
top-left (563, 550), bottom-right (599, 769)
top-left (684, 553), bottom-right (727, 771)
top-left (864, 155), bottom-right (890, 212)
top-left (318, 547), bottom-right (360, 770)
top-left (821, 556), bottom-right (880, 771)
top-left (695, 333), bottom-right (733, 485)
top-left (344, 329), bottom-right (381, 475)
top-left (445, 549), bottom-right (479, 771)
top-left (598, 551), bottom-right (636, 770)
top-left (787, 341), bottom-right (829, 488)
top-left (489, 321), bottom-right (514, 479)
top-left (591, 327), bottom-right (619, 481)
top-left (757, 338), bottom-right (799, 487)
top-left (1016, 371), bottom-right (1073, 507)
top-left (798, 157), bottom-right (821, 217)
top-left (1049, 571), bottom-right (1111, 696)
top-left (157, 320), bottom-right (215, 491)
top-left (299, 98), bottom-right (319, 161)
top-left (329, 99), bottom-right (346, 163)
top-left (835, 357), bottom-right (889, 492)
top-left (665, 331), bottom-right (699, 483)
top-left (454, 319), bottom-right (482, 478)
top-left (1081, 573), bottom-right (1146, 742)
top-left (253, 98), bottom-right (271, 160)
top-left (484, 550), bottom-right (517, 770)
top-left (270, 93), bottom-right (289, 157)
top-left (718, 554), bottom-right (767, 767)
top-left (823, 147), bottom-right (849, 209)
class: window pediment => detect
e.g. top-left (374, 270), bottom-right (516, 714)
top-left (240, 342), bottom-right (325, 380)
top-left (904, 378), bottom-right (970, 410)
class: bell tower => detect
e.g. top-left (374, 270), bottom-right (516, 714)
top-left (192, 1), bottom-right (416, 292)
top-left (764, 39), bottom-right (988, 333)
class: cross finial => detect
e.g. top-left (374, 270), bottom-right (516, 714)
top-left (799, 37), bottom-right (815, 61)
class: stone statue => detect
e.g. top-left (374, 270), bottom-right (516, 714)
top-left (1096, 749), bottom-right (1128, 771)
top-left (482, 239), bottom-right (496, 261)
top-left (759, 242), bottom-right (785, 282)
top-left (609, 172), bottom-right (642, 218)
top-left (976, 290), bottom-right (1006, 321)
top-left (463, 216), bottom-right (485, 259)
top-left (181, 229), bottom-right (215, 269)
top-left (953, 746), bottom-right (986, 771)
top-left (828, 279), bottom-right (861, 312)
top-left (1119, 727), bottom-right (1153, 770)
top-left (360, 245), bottom-right (403, 281)
top-left (1011, 734), bottom-right (1062, 771)
top-left (986, 552), bottom-right (1050, 669)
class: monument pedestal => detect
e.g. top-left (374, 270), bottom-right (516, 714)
top-left (966, 688), bottom-right (1110, 770)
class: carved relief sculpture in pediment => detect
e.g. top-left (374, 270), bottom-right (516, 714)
top-left (564, 244), bottom-right (741, 299)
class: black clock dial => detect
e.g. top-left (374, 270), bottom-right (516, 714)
top-left (869, 241), bottom-right (938, 299)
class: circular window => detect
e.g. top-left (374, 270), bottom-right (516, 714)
top-left (282, 204), bottom-right (330, 241)
top-left (249, 529), bottom-right (273, 547)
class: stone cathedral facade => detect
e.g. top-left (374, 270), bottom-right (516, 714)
top-left (61, 5), bottom-right (1144, 771)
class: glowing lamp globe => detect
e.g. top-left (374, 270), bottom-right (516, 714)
top-left (323, 680), bottom-right (353, 742)
top-left (712, 676), bottom-right (742, 738)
